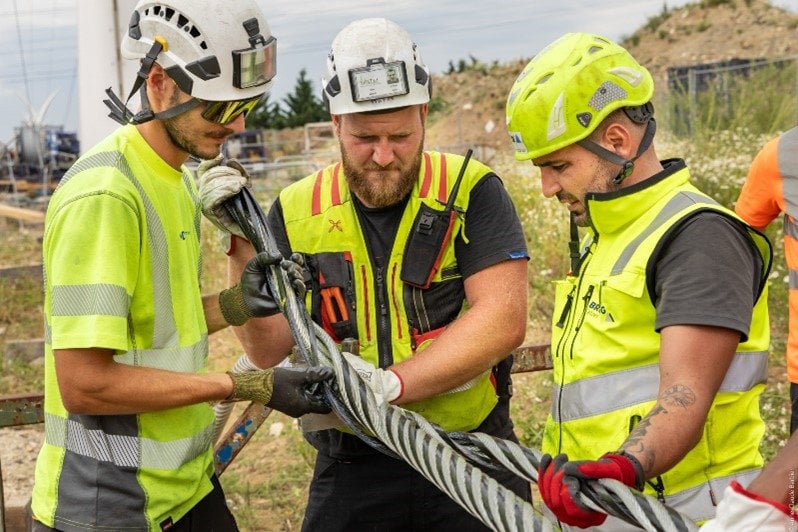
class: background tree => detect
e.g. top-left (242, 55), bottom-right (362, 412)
top-left (246, 93), bottom-right (285, 130)
top-left (281, 68), bottom-right (329, 128)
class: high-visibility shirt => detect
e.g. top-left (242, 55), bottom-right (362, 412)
top-left (32, 125), bottom-right (215, 531)
top-left (736, 126), bottom-right (798, 382)
top-left (546, 162), bottom-right (770, 524)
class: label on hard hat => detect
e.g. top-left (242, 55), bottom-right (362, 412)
top-left (348, 60), bottom-right (409, 102)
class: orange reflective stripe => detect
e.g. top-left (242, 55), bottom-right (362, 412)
top-left (419, 152), bottom-right (432, 198)
top-left (311, 169), bottom-right (324, 215)
top-left (390, 262), bottom-right (403, 340)
top-left (331, 163), bottom-right (342, 206)
top-left (360, 264), bottom-right (371, 342)
top-left (437, 153), bottom-right (448, 203)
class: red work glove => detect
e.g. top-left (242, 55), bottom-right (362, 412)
top-left (538, 452), bottom-right (644, 528)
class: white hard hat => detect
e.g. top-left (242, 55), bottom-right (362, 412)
top-left (122, 0), bottom-right (276, 102)
top-left (322, 18), bottom-right (431, 115)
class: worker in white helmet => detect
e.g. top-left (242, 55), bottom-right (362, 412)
top-left (30, 1), bottom-right (332, 530)
top-left (199, 17), bottom-right (532, 531)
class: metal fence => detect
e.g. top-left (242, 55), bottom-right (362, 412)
top-left (665, 55), bottom-right (798, 136)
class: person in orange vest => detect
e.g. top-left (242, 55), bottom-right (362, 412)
top-left (736, 128), bottom-right (798, 434)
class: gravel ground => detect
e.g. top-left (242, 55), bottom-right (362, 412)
top-left (0, 426), bottom-right (41, 511)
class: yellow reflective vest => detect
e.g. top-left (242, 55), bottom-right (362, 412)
top-left (279, 151), bottom-right (499, 431)
top-left (545, 162), bottom-right (771, 523)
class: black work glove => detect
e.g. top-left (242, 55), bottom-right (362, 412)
top-left (219, 252), bottom-right (307, 325)
top-left (227, 366), bottom-right (333, 417)
top-left (283, 252), bottom-right (307, 298)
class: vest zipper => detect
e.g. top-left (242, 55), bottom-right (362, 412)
top-left (630, 414), bottom-right (666, 502)
top-left (555, 289), bottom-right (574, 330)
top-left (562, 238), bottom-right (596, 360)
top-left (567, 284), bottom-right (595, 360)
top-left (554, 246), bottom-right (594, 452)
top-left (374, 266), bottom-right (392, 368)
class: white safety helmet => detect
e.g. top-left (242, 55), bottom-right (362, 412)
top-left (322, 18), bottom-right (431, 115)
top-left (106, 0), bottom-right (276, 124)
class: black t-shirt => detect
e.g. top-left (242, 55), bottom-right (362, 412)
top-left (267, 172), bottom-right (529, 277)
top-left (268, 169), bottom-right (528, 458)
top-left (652, 211), bottom-right (765, 340)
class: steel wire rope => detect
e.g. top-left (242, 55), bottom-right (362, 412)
top-left (221, 187), bottom-right (552, 530)
top-left (446, 431), bottom-right (699, 531)
top-left (220, 186), bottom-right (701, 532)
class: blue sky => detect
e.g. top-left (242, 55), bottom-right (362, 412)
top-left (2, 0), bottom-right (798, 148)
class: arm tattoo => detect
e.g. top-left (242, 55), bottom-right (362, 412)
top-left (661, 383), bottom-right (696, 409)
top-left (619, 384), bottom-right (697, 475)
top-left (620, 404), bottom-right (664, 473)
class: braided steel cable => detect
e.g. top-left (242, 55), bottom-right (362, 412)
top-left (221, 186), bottom-right (700, 532)
top-left (448, 432), bottom-right (699, 531)
top-left (222, 188), bottom-right (550, 530)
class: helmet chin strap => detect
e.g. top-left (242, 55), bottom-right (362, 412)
top-left (103, 40), bottom-right (203, 125)
top-left (576, 118), bottom-right (657, 184)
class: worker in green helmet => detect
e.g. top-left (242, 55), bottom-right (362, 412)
top-left (506, 32), bottom-right (771, 530)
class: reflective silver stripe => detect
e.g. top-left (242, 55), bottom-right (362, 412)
top-left (44, 412), bottom-right (214, 470)
top-left (663, 468), bottom-right (761, 522)
top-left (439, 370), bottom-right (490, 395)
top-left (552, 352), bottom-right (768, 421)
top-left (784, 214), bottom-right (798, 240)
top-left (115, 335), bottom-right (208, 373)
top-left (718, 351), bottom-right (768, 390)
top-left (51, 283), bottom-right (129, 317)
top-left (778, 127), bottom-right (798, 219)
top-left (790, 268), bottom-right (798, 290)
top-left (181, 171), bottom-right (204, 283)
top-left (611, 191), bottom-right (716, 275)
top-left (63, 151), bottom-right (192, 350)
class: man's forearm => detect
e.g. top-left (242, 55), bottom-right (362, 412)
top-left (619, 384), bottom-right (705, 479)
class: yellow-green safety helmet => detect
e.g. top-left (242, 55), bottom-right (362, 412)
top-left (506, 32), bottom-right (654, 161)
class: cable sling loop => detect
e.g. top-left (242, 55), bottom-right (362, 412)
top-left (220, 185), bottom-right (700, 532)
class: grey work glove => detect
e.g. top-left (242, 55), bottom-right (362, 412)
top-left (219, 251), bottom-right (308, 326)
top-left (197, 154), bottom-right (249, 238)
top-left (227, 366), bottom-right (333, 418)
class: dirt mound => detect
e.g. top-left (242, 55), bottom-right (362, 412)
top-left (425, 0), bottom-right (798, 151)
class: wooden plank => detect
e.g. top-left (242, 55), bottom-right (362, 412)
top-left (0, 264), bottom-right (42, 280)
top-left (0, 204), bottom-right (44, 223)
top-left (510, 343), bottom-right (553, 373)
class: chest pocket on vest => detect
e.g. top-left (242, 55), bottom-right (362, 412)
top-left (589, 270), bottom-right (646, 332)
top-left (306, 252), bottom-right (358, 343)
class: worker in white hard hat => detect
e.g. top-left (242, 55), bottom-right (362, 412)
top-left (199, 17), bottom-right (532, 531)
top-left (30, 1), bottom-right (333, 530)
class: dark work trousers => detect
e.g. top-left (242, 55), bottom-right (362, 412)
top-left (32, 475), bottom-right (238, 532)
top-left (301, 356), bottom-right (531, 531)
top-left (301, 446), bottom-right (531, 531)
top-left (791, 382), bottom-right (798, 434)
